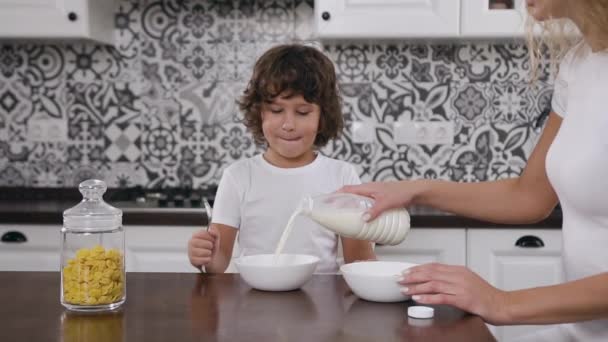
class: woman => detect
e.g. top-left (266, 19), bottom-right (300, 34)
top-left (342, 0), bottom-right (608, 340)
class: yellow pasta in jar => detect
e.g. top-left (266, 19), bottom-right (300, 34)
top-left (62, 245), bottom-right (124, 306)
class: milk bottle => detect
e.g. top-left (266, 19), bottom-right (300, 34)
top-left (300, 193), bottom-right (410, 245)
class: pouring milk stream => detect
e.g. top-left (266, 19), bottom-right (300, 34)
top-left (274, 193), bottom-right (411, 259)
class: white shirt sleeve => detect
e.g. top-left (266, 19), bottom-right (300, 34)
top-left (210, 169), bottom-right (241, 229)
top-left (551, 47), bottom-right (578, 118)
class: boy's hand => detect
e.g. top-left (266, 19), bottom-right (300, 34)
top-left (188, 226), bottom-right (220, 269)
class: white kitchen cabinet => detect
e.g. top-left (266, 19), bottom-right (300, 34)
top-left (0, 223), bottom-right (237, 273)
top-left (467, 228), bottom-right (564, 341)
top-left (315, 0), bottom-right (460, 39)
top-left (461, 0), bottom-right (527, 38)
top-left (125, 225), bottom-right (201, 273)
top-left (0, 224), bottom-right (60, 271)
top-left (375, 228), bottom-right (467, 265)
top-left (125, 225), bottom-right (241, 273)
top-left (0, 0), bottom-right (116, 44)
top-left (461, 0), bottom-right (579, 39)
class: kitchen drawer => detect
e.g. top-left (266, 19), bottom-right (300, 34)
top-left (0, 224), bottom-right (60, 271)
top-left (375, 228), bottom-right (466, 265)
top-left (467, 228), bottom-right (564, 341)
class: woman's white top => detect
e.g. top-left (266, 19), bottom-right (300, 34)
top-left (543, 43), bottom-right (608, 341)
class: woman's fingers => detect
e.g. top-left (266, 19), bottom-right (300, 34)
top-left (399, 263), bottom-right (463, 285)
top-left (365, 200), bottom-right (395, 221)
top-left (410, 293), bottom-right (458, 306)
top-left (338, 183), bottom-right (377, 197)
top-left (397, 263), bottom-right (509, 323)
top-left (397, 264), bottom-right (470, 308)
top-left (402, 279), bottom-right (459, 296)
top-left (339, 181), bottom-right (415, 221)
top-left (407, 262), bottom-right (461, 274)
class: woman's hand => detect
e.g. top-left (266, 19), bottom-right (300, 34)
top-left (188, 226), bottom-right (220, 269)
top-left (339, 181), bottom-right (422, 221)
top-left (399, 263), bottom-right (512, 325)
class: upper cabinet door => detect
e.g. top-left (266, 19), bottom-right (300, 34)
top-left (461, 0), bottom-right (527, 38)
top-left (0, 0), bottom-right (115, 44)
top-left (315, 0), bottom-right (460, 39)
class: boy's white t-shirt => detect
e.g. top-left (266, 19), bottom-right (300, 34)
top-left (542, 43), bottom-right (608, 341)
top-left (211, 153), bottom-right (361, 274)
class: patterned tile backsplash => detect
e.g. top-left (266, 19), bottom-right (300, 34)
top-left (0, 0), bottom-right (553, 188)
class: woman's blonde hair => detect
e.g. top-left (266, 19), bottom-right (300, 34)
top-left (526, 1), bottom-right (608, 81)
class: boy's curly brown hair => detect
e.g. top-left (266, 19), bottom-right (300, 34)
top-left (238, 43), bottom-right (343, 147)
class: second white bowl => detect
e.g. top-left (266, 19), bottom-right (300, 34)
top-left (340, 261), bottom-right (417, 303)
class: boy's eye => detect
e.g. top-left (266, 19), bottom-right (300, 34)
top-left (269, 107), bottom-right (283, 113)
top-left (296, 111), bottom-right (310, 116)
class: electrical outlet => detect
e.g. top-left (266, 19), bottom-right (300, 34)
top-left (430, 121), bottom-right (454, 145)
top-left (27, 120), bottom-right (44, 141)
top-left (46, 119), bottom-right (68, 142)
top-left (351, 121), bottom-right (375, 143)
top-left (393, 121), bottom-right (420, 145)
top-left (27, 118), bottom-right (68, 142)
top-left (394, 121), bottom-right (454, 145)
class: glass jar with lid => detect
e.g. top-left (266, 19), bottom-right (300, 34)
top-left (61, 179), bottom-right (125, 311)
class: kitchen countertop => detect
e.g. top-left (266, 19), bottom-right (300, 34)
top-left (0, 199), bottom-right (210, 226)
top-left (0, 272), bottom-right (495, 342)
top-left (0, 198), bottom-right (562, 228)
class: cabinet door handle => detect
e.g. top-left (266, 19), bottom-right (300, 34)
top-left (515, 235), bottom-right (544, 248)
top-left (1, 231), bottom-right (27, 243)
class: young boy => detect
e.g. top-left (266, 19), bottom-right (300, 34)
top-left (188, 44), bottom-right (376, 274)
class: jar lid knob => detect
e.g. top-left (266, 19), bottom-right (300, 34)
top-left (79, 179), bottom-right (106, 200)
top-left (64, 179), bottom-right (122, 231)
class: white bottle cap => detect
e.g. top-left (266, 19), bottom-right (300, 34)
top-left (408, 317), bottom-right (433, 327)
top-left (407, 306), bottom-right (434, 319)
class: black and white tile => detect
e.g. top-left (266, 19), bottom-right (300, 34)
top-left (0, 0), bottom-right (552, 188)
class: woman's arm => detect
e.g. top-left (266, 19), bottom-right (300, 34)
top-left (505, 273), bottom-right (608, 324)
top-left (341, 237), bottom-right (376, 263)
top-left (344, 113), bottom-right (563, 225)
top-left (401, 264), bottom-right (608, 325)
top-left (203, 224), bottom-right (238, 273)
top-left (414, 112), bottom-right (561, 224)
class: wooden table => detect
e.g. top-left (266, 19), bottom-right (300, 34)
top-left (0, 272), bottom-right (495, 342)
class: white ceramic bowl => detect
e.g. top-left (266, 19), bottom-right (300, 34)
top-left (340, 261), bottom-right (417, 303)
top-left (234, 254), bottom-right (320, 291)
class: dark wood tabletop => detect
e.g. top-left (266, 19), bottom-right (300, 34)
top-left (0, 272), bottom-right (496, 342)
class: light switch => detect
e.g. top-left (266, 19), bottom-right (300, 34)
top-left (351, 121), bottom-right (375, 143)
